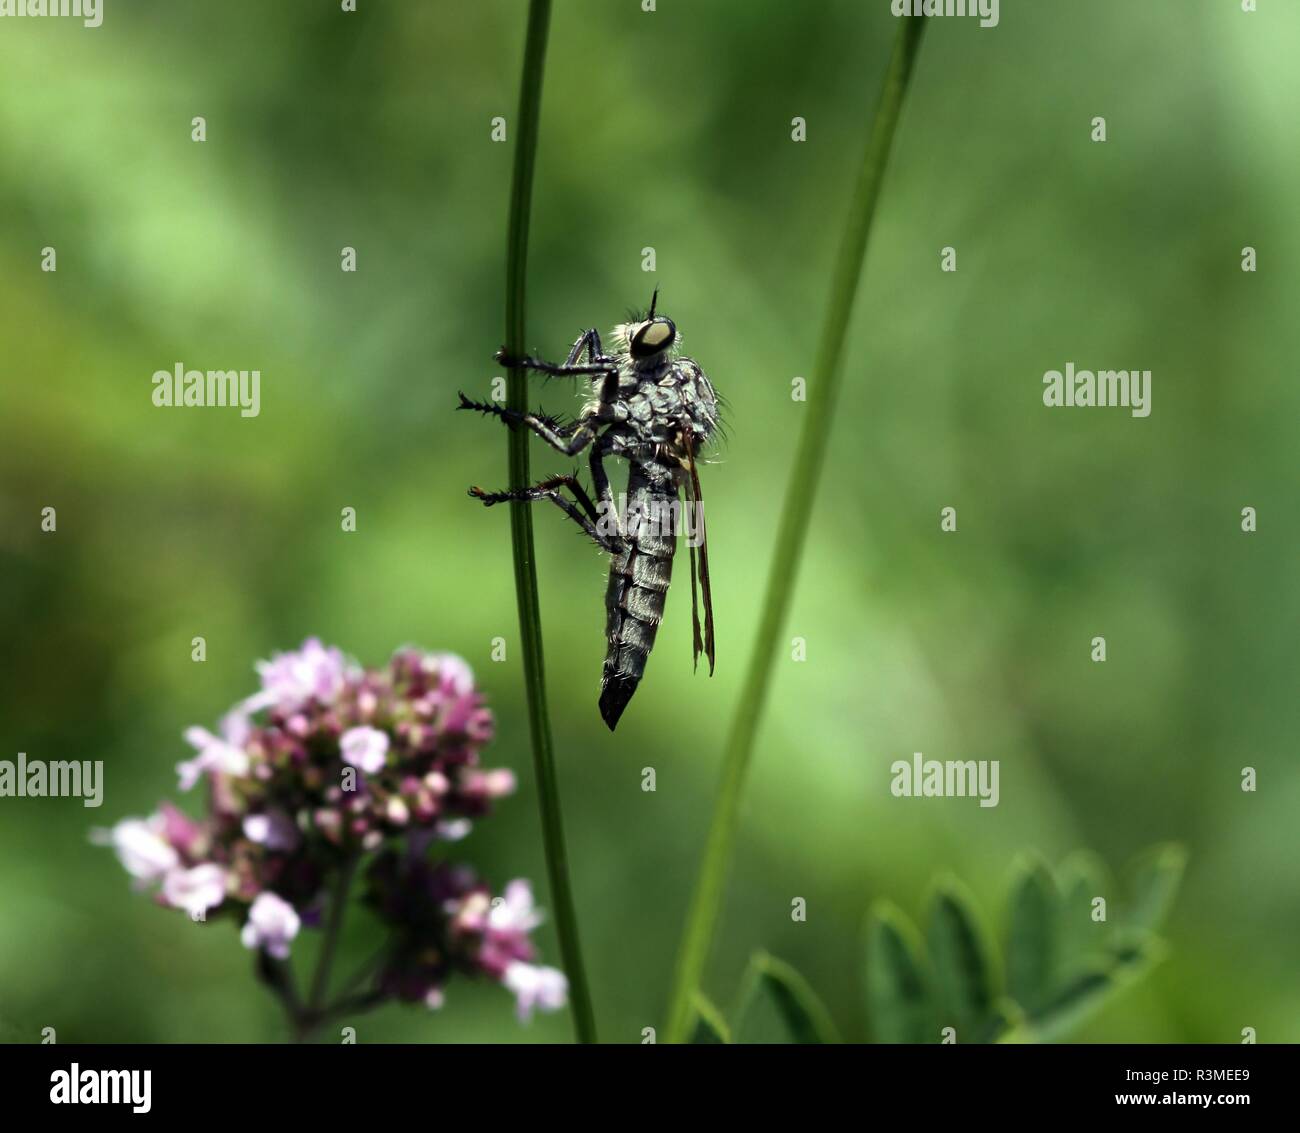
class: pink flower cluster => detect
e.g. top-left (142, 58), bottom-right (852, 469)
top-left (365, 852), bottom-right (568, 1019)
top-left (101, 638), bottom-right (565, 1022)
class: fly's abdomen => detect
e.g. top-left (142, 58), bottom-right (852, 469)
top-left (599, 486), bottom-right (677, 730)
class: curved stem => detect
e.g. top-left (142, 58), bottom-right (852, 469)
top-left (503, 0), bottom-right (598, 1044)
top-left (663, 14), bottom-right (929, 1043)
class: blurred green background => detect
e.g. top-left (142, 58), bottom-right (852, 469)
top-left (1, 0), bottom-right (1296, 1043)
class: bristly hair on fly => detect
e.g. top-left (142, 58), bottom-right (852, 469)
top-left (613, 288), bottom-right (724, 450)
top-left (621, 289), bottom-right (729, 453)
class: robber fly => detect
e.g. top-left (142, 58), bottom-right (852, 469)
top-left (458, 289), bottom-right (720, 730)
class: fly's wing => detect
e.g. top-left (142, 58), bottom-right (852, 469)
top-left (680, 426), bottom-right (716, 675)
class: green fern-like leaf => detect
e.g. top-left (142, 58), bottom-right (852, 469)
top-left (926, 879), bottom-right (998, 1042)
top-left (865, 902), bottom-right (937, 1043)
top-left (732, 952), bottom-right (840, 1044)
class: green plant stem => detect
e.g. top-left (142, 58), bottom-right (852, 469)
top-left (664, 14), bottom-right (929, 1044)
top-left (503, 0), bottom-right (598, 1045)
top-left (259, 860), bottom-right (379, 1042)
top-left (259, 954), bottom-right (302, 1026)
top-left (301, 852), bottom-right (358, 1029)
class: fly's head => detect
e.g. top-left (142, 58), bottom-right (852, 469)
top-left (613, 287), bottom-right (676, 370)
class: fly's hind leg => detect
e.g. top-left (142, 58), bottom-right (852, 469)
top-left (469, 475), bottom-right (623, 553)
top-left (457, 393), bottom-right (599, 456)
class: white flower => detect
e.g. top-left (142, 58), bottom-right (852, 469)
top-left (488, 879), bottom-right (544, 935)
top-left (106, 816), bottom-right (178, 882)
top-left (340, 726), bottom-right (389, 775)
top-left (461, 768), bottom-right (518, 802)
top-left (503, 962), bottom-right (568, 1021)
top-left (240, 892), bottom-right (301, 960)
top-left (434, 818), bottom-right (472, 842)
top-left (423, 652), bottom-right (475, 696)
top-left (161, 863), bottom-right (226, 917)
top-left (251, 637), bottom-right (349, 712)
top-left (177, 711), bottom-right (251, 792)
top-left (242, 810), bottom-right (300, 852)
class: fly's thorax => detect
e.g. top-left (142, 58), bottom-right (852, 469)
top-left (617, 355), bottom-right (672, 386)
top-left (677, 360), bottom-right (720, 435)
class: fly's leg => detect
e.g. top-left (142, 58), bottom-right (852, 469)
top-left (469, 475), bottom-right (623, 553)
top-left (494, 330), bottom-right (618, 380)
top-left (562, 328), bottom-right (606, 367)
top-left (589, 432), bottom-right (622, 544)
top-left (474, 473), bottom-right (601, 523)
top-left (496, 354), bottom-right (616, 379)
top-left (457, 392), bottom-right (599, 456)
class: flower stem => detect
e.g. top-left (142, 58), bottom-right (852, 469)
top-left (663, 14), bottom-right (929, 1044)
top-left (258, 953), bottom-right (302, 1029)
top-left (306, 854), bottom-right (359, 1026)
top-left (503, 0), bottom-right (598, 1044)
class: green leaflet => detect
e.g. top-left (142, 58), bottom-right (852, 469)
top-left (1125, 843), bottom-right (1188, 932)
top-left (688, 993), bottom-right (731, 1044)
top-left (998, 935), bottom-right (1162, 1044)
top-left (926, 879), bottom-right (998, 1042)
top-left (1006, 853), bottom-right (1061, 1015)
top-left (865, 902), bottom-right (936, 1044)
top-left (731, 952), bottom-right (840, 1044)
top-left (1056, 850), bottom-right (1112, 976)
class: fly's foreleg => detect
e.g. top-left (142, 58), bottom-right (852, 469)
top-left (489, 329), bottom-right (605, 375)
top-left (563, 328), bottom-right (605, 367)
top-left (494, 340), bottom-right (617, 381)
top-left (457, 392), bottom-right (598, 455)
top-left (469, 475), bottom-right (621, 553)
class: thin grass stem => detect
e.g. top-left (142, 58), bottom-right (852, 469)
top-left (664, 13), bottom-right (929, 1043)
top-left (503, 0), bottom-right (598, 1045)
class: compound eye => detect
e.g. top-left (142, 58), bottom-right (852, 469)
top-left (632, 318), bottom-right (675, 357)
